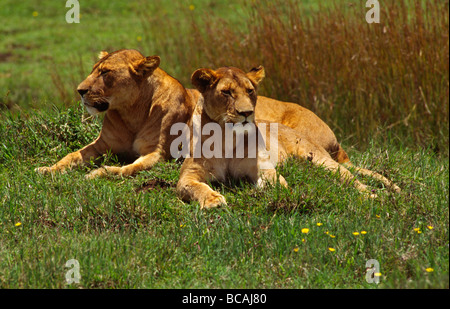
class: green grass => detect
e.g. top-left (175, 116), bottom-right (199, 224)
top-left (0, 106), bottom-right (448, 288)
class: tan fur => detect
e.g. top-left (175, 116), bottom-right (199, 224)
top-left (177, 66), bottom-right (400, 209)
top-left (35, 49), bottom-right (195, 178)
top-left (255, 96), bottom-right (350, 163)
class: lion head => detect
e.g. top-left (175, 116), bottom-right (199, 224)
top-left (77, 49), bottom-right (160, 115)
top-left (191, 66), bottom-right (265, 126)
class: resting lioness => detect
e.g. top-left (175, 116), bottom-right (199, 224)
top-left (36, 49), bottom-right (197, 178)
top-left (176, 66), bottom-right (400, 209)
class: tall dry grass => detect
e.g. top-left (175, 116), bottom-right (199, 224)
top-left (48, 1), bottom-right (447, 152)
top-left (143, 0), bottom-right (448, 153)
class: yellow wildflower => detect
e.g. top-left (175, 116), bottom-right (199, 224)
top-left (425, 268), bottom-right (434, 273)
top-left (427, 226), bottom-right (434, 230)
top-left (32, 11), bottom-right (38, 17)
top-left (136, 36), bottom-right (142, 42)
top-left (316, 223), bottom-right (323, 226)
top-left (328, 247), bottom-right (335, 252)
top-left (374, 272), bottom-right (382, 277)
top-left (15, 222), bottom-right (22, 227)
top-left (361, 231), bottom-right (367, 235)
top-left (293, 247), bottom-right (299, 252)
top-left (301, 228), bottom-right (309, 234)
top-left (189, 4), bottom-right (195, 10)
top-left (352, 232), bottom-right (360, 236)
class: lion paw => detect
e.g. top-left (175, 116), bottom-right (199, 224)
top-left (278, 175), bottom-right (289, 188)
top-left (363, 191), bottom-right (378, 199)
top-left (85, 167), bottom-right (108, 179)
top-left (200, 192), bottom-right (227, 209)
top-left (35, 166), bottom-right (52, 175)
top-left (35, 166), bottom-right (64, 175)
top-left (85, 166), bottom-right (126, 179)
top-left (391, 184), bottom-right (401, 193)
top-left (256, 174), bottom-right (289, 189)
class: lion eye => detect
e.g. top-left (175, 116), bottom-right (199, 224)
top-left (100, 70), bottom-right (110, 76)
top-left (221, 89), bottom-right (232, 96)
top-left (247, 88), bottom-right (255, 95)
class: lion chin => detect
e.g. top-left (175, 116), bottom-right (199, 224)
top-left (82, 98), bottom-right (109, 116)
top-left (231, 120), bottom-right (256, 136)
top-left (224, 114), bottom-right (256, 135)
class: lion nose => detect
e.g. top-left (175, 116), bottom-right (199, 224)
top-left (237, 110), bottom-right (254, 118)
top-left (77, 89), bottom-right (88, 97)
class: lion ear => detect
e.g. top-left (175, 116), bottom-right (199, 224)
top-left (191, 68), bottom-right (218, 93)
top-left (132, 55), bottom-right (161, 77)
top-left (98, 51), bottom-right (109, 60)
top-left (247, 65), bottom-right (265, 85)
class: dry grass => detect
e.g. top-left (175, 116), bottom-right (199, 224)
top-left (146, 0), bottom-right (448, 153)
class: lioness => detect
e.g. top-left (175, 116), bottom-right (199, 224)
top-left (176, 66), bottom-right (400, 209)
top-left (36, 49), bottom-right (197, 178)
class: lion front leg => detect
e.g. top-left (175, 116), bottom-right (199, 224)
top-left (255, 149), bottom-right (288, 188)
top-left (85, 151), bottom-right (162, 179)
top-left (177, 160), bottom-right (227, 209)
top-left (177, 179), bottom-right (227, 209)
top-left (35, 142), bottom-right (103, 175)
